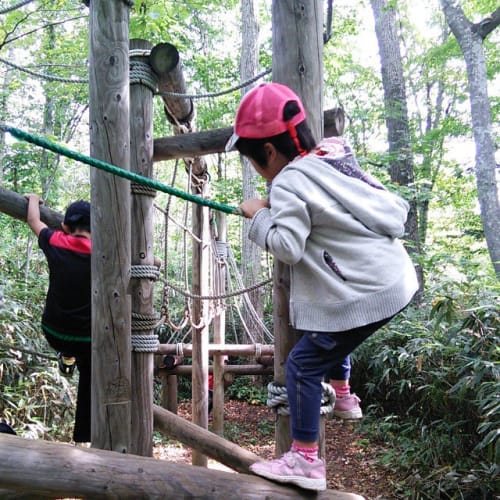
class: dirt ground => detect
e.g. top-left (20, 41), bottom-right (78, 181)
top-left (153, 400), bottom-right (402, 500)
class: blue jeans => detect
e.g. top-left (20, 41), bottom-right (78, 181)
top-left (327, 355), bottom-right (351, 380)
top-left (286, 317), bottom-right (392, 442)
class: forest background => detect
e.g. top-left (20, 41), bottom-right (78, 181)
top-left (0, 0), bottom-right (498, 498)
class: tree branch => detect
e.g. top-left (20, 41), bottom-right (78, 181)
top-left (472, 7), bottom-right (500, 40)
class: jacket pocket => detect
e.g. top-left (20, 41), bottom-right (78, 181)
top-left (323, 250), bottom-right (347, 281)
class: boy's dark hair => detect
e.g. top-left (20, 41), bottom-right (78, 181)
top-left (64, 200), bottom-right (91, 233)
top-left (235, 102), bottom-right (317, 167)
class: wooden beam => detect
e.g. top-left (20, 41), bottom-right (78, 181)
top-left (156, 364), bottom-right (273, 376)
top-left (0, 435), bottom-right (363, 499)
top-left (150, 42), bottom-right (194, 126)
top-left (153, 404), bottom-right (260, 473)
top-left (157, 343), bottom-right (274, 357)
top-left (152, 107), bottom-right (345, 161)
top-left (0, 186), bottom-right (62, 228)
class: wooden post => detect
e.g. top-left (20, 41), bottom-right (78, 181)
top-left (165, 375), bottom-right (179, 414)
top-left (129, 38), bottom-right (156, 457)
top-left (150, 41), bottom-right (211, 466)
top-left (88, 0), bottom-right (132, 452)
top-left (271, 0), bottom-right (325, 457)
top-left (212, 212), bottom-right (227, 435)
top-left (190, 192), bottom-right (211, 467)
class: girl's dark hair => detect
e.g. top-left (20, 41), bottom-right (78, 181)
top-left (235, 102), bottom-right (317, 167)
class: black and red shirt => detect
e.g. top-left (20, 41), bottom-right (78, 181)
top-left (38, 228), bottom-right (91, 339)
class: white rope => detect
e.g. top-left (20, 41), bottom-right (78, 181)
top-left (227, 246), bottom-right (273, 342)
top-left (130, 265), bottom-right (161, 281)
top-left (131, 334), bottom-right (159, 353)
top-left (266, 381), bottom-right (336, 417)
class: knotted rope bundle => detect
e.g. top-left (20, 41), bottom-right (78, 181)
top-left (266, 381), bottom-right (336, 417)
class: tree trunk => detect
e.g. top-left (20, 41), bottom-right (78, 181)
top-left (370, 0), bottom-right (424, 297)
top-left (240, 0), bottom-right (264, 345)
top-left (439, 1), bottom-right (500, 278)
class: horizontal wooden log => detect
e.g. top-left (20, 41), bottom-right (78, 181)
top-left (0, 186), bottom-right (63, 228)
top-left (0, 434), bottom-right (363, 499)
top-left (153, 107), bottom-right (345, 161)
top-left (156, 364), bottom-right (273, 376)
top-left (157, 342), bottom-right (274, 356)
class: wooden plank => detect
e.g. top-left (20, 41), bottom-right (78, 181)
top-left (0, 435), bottom-right (363, 499)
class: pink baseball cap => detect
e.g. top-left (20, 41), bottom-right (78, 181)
top-left (225, 82), bottom-right (307, 151)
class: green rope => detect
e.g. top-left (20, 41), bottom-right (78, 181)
top-left (2, 125), bottom-right (242, 216)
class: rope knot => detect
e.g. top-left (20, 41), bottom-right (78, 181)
top-left (266, 381), bottom-right (336, 416)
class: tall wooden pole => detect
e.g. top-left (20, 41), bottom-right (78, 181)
top-left (89, 0), bottom-right (132, 452)
top-left (190, 191), bottom-right (210, 467)
top-left (150, 42), bottom-right (211, 466)
top-left (212, 212), bottom-right (227, 435)
top-left (129, 38), bottom-right (156, 457)
top-left (271, 0), bottom-right (324, 457)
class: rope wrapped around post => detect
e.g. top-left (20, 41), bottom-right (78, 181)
top-left (131, 333), bottom-right (159, 353)
top-left (129, 57), bottom-right (158, 94)
top-left (266, 381), bottom-right (336, 417)
top-left (131, 264), bottom-right (161, 281)
top-left (130, 263), bottom-right (161, 352)
top-left (131, 310), bottom-right (160, 352)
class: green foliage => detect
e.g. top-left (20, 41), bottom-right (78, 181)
top-left (226, 375), bottom-right (268, 406)
top-left (1, 2), bottom-right (499, 496)
top-left (351, 274), bottom-right (499, 498)
top-left (1, 265), bottom-right (76, 441)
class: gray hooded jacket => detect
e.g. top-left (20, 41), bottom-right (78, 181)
top-left (247, 138), bottom-right (419, 332)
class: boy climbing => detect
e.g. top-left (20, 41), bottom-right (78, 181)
top-left (25, 194), bottom-right (92, 443)
top-left (226, 82), bottom-right (418, 491)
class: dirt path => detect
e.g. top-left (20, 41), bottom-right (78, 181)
top-left (154, 400), bottom-right (401, 499)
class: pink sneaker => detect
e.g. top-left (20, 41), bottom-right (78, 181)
top-left (249, 449), bottom-right (326, 491)
top-left (333, 393), bottom-right (363, 419)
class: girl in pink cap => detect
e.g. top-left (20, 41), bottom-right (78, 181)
top-left (227, 82), bottom-right (418, 491)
